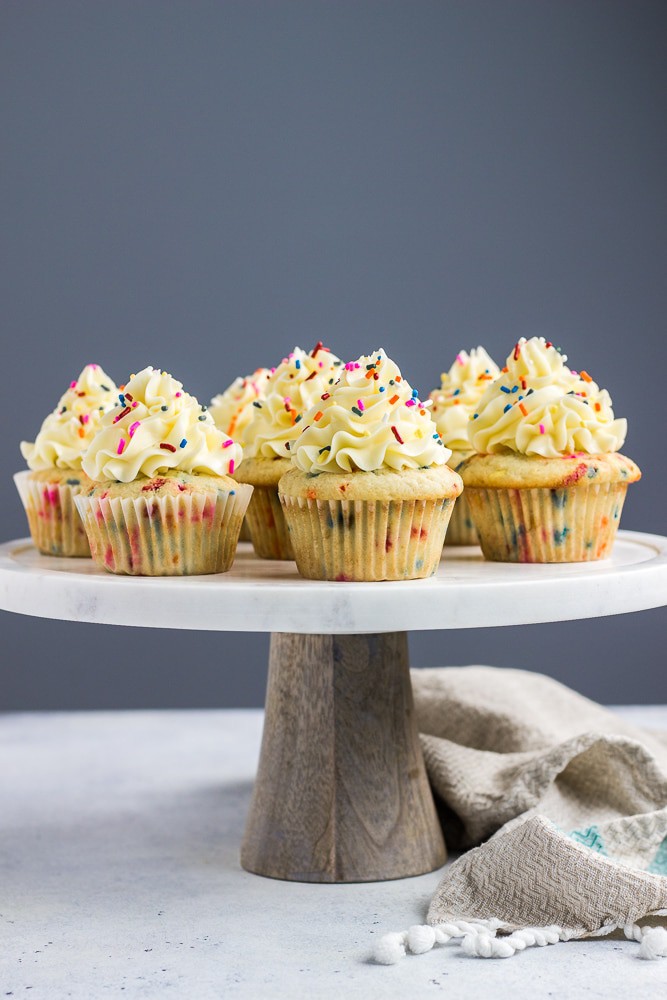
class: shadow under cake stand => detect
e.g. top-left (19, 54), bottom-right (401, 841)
top-left (2, 531), bottom-right (667, 884)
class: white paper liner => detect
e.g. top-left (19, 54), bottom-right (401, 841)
top-left (245, 485), bottom-right (294, 560)
top-left (74, 483), bottom-right (252, 575)
top-left (14, 469), bottom-right (90, 557)
top-left (280, 494), bottom-right (455, 581)
top-left (465, 482), bottom-right (629, 562)
top-left (443, 491), bottom-right (479, 547)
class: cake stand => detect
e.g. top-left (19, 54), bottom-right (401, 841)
top-left (2, 531), bottom-right (667, 884)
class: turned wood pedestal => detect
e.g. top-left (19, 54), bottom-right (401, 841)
top-left (241, 632), bottom-right (446, 882)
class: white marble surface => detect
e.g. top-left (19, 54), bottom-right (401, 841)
top-left (1, 531), bottom-right (667, 634)
top-left (2, 708), bottom-right (666, 999)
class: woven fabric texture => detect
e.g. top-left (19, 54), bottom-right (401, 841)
top-left (410, 667), bottom-right (667, 935)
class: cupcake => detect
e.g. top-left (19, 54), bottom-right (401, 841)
top-left (209, 367), bottom-right (272, 543)
top-left (75, 366), bottom-right (252, 575)
top-left (278, 349), bottom-right (463, 581)
top-left (16, 364), bottom-right (118, 556)
top-left (460, 336), bottom-right (641, 562)
top-left (234, 343), bottom-right (341, 559)
top-left (429, 347), bottom-right (499, 544)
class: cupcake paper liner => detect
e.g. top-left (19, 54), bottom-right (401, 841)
top-left (280, 494), bottom-right (455, 581)
top-left (443, 491), bottom-right (479, 547)
top-left (245, 485), bottom-right (294, 560)
top-left (465, 483), bottom-right (629, 563)
top-left (74, 485), bottom-right (252, 576)
top-left (14, 470), bottom-right (90, 557)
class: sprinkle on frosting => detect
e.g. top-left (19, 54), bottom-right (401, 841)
top-left (209, 367), bottom-right (272, 439)
top-left (468, 337), bottom-right (627, 457)
top-left (240, 345), bottom-right (341, 459)
top-left (20, 364), bottom-right (119, 471)
top-left (429, 347), bottom-right (499, 452)
top-left (290, 348), bottom-right (450, 474)
top-left (82, 366), bottom-right (243, 482)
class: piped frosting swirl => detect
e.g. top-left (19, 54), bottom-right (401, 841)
top-left (21, 364), bottom-right (118, 471)
top-left (241, 344), bottom-right (342, 459)
top-left (82, 366), bottom-right (242, 482)
top-left (469, 337), bottom-right (627, 456)
top-left (290, 348), bottom-right (450, 474)
top-left (209, 368), bottom-right (272, 439)
top-left (429, 347), bottom-right (499, 451)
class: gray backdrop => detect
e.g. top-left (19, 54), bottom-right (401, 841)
top-left (1, 0), bottom-right (665, 709)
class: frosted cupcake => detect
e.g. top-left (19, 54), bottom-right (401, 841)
top-left (75, 367), bottom-right (252, 575)
top-left (16, 364), bottom-right (118, 556)
top-left (279, 349), bottom-right (463, 581)
top-left (234, 343), bottom-right (341, 559)
top-left (429, 347), bottom-right (499, 544)
top-left (460, 337), bottom-right (641, 562)
top-left (209, 367), bottom-right (272, 543)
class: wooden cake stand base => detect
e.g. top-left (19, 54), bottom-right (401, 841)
top-left (241, 631), bottom-right (446, 882)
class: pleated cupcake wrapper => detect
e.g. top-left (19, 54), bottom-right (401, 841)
top-left (245, 485), bottom-right (294, 560)
top-left (238, 518), bottom-right (252, 543)
top-left (280, 494), bottom-right (455, 581)
top-left (465, 482), bottom-right (629, 563)
top-left (443, 491), bottom-right (479, 547)
top-left (74, 484), bottom-right (252, 576)
top-left (14, 469), bottom-right (90, 557)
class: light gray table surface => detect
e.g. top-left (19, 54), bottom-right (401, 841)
top-left (2, 707), bottom-right (666, 1000)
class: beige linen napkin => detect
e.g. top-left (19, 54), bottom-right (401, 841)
top-left (374, 667), bottom-right (667, 963)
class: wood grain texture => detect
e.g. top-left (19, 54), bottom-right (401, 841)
top-left (241, 631), bottom-right (446, 882)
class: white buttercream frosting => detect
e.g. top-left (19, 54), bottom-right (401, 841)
top-left (81, 366), bottom-right (242, 482)
top-left (429, 347), bottom-right (499, 450)
top-left (21, 364), bottom-right (118, 471)
top-left (241, 345), bottom-right (342, 459)
top-left (469, 337), bottom-right (627, 456)
top-left (290, 348), bottom-right (450, 473)
top-left (209, 368), bottom-right (272, 438)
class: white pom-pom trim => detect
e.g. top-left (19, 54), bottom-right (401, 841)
top-left (373, 931), bottom-right (407, 965)
top-left (639, 927), bottom-right (667, 960)
top-left (373, 917), bottom-right (667, 964)
top-left (406, 925), bottom-right (436, 954)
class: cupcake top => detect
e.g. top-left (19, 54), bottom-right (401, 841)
top-left (20, 364), bottom-right (118, 471)
top-left (209, 368), bottom-right (272, 439)
top-left (289, 348), bottom-right (451, 474)
top-left (81, 366), bottom-right (243, 483)
top-left (469, 337), bottom-right (627, 457)
top-left (429, 347), bottom-right (499, 452)
top-left (241, 343), bottom-right (342, 459)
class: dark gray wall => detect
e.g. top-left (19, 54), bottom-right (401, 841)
top-left (1, 0), bottom-right (665, 709)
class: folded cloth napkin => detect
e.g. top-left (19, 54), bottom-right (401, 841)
top-left (375, 667), bottom-right (667, 963)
